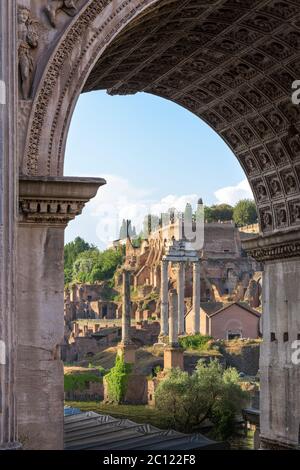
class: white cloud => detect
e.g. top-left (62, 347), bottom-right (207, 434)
top-left (69, 174), bottom-right (199, 247)
top-left (150, 194), bottom-right (199, 215)
top-left (214, 179), bottom-right (253, 206)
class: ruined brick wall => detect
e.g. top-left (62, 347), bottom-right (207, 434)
top-left (222, 342), bottom-right (260, 376)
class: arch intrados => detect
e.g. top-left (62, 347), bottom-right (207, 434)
top-left (23, 0), bottom-right (300, 234)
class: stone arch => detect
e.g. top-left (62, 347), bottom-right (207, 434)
top-left (22, 0), bottom-right (300, 234)
top-left (12, 0), bottom-right (300, 450)
top-left (22, 0), bottom-right (158, 177)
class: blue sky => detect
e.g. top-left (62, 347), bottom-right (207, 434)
top-left (64, 91), bottom-right (253, 248)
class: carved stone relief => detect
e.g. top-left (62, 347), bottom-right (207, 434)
top-left (266, 175), bottom-right (283, 199)
top-left (45, 0), bottom-right (78, 28)
top-left (274, 204), bottom-right (288, 229)
top-left (260, 207), bottom-right (273, 231)
top-left (281, 170), bottom-right (298, 195)
top-left (289, 200), bottom-right (300, 226)
top-left (267, 141), bottom-right (288, 167)
top-left (253, 147), bottom-right (273, 172)
top-left (253, 178), bottom-right (269, 203)
top-left (18, 6), bottom-right (39, 100)
top-left (240, 152), bottom-right (259, 176)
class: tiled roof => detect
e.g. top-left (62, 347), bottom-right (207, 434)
top-left (64, 411), bottom-right (225, 450)
top-left (200, 302), bottom-right (261, 318)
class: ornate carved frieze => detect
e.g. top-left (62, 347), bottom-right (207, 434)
top-left (242, 228), bottom-right (300, 262)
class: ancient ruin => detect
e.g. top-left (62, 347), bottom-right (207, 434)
top-left (1, 0), bottom-right (300, 451)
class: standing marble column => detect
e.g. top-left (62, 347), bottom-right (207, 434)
top-left (0, 0), bottom-right (19, 449)
top-left (118, 268), bottom-right (136, 364)
top-left (164, 289), bottom-right (183, 370)
top-left (121, 269), bottom-right (131, 345)
top-left (192, 261), bottom-right (201, 334)
top-left (160, 259), bottom-right (169, 336)
top-left (176, 262), bottom-right (185, 335)
top-left (169, 289), bottom-right (179, 347)
top-left (153, 265), bottom-right (159, 289)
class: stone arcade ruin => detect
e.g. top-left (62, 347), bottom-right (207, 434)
top-left (1, 0), bottom-right (300, 450)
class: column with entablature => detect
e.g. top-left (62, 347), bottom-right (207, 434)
top-left (243, 229), bottom-right (300, 450)
top-left (16, 176), bottom-right (105, 450)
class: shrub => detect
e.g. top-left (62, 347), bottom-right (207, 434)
top-left (88, 364), bottom-right (106, 376)
top-left (64, 372), bottom-right (102, 392)
top-left (155, 360), bottom-right (248, 439)
top-left (179, 334), bottom-right (213, 351)
top-left (105, 355), bottom-right (133, 404)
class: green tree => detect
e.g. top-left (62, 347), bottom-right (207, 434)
top-left (233, 199), bottom-right (257, 227)
top-left (204, 204), bottom-right (234, 223)
top-left (204, 206), bottom-right (215, 223)
top-left (155, 360), bottom-right (248, 439)
top-left (64, 237), bottom-right (94, 283)
top-left (72, 247), bottom-right (124, 284)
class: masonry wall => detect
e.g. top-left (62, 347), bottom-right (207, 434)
top-left (210, 305), bottom-right (260, 340)
top-left (17, 225), bottom-right (64, 450)
top-left (260, 258), bottom-right (300, 448)
top-left (222, 342), bottom-right (260, 376)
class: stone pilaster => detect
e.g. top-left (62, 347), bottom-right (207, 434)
top-left (16, 176), bottom-right (105, 450)
top-left (0, 0), bottom-right (19, 449)
top-left (160, 259), bottom-right (169, 337)
top-left (192, 261), bottom-right (201, 334)
top-left (243, 228), bottom-right (300, 450)
top-left (176, 262), bottom-right (185, 335)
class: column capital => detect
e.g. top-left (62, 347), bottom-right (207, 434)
top-left (19, 176), bottom-right (106, 227)
top-left (242, 228), bottom-right (300, 262)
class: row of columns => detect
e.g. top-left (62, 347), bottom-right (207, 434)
top-left (160, 258), bottom-right (201, 338)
